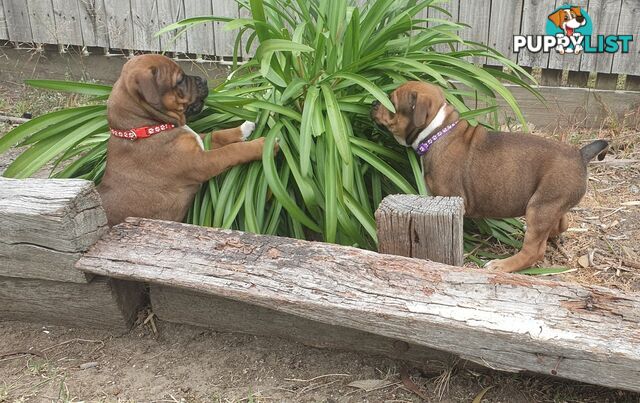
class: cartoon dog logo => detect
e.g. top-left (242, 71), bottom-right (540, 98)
top-left (547, 6), bottom-right (587, 54)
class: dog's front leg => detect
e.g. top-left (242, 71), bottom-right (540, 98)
top-left (208, 121), bottom-right (255, 149)
top-left (189, 138), bottom-right (276, 182)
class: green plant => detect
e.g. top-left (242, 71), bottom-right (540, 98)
top-left (0, 0), bottom-right (538, 258)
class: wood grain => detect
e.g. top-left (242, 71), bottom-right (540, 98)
top-left (3, 0), bottom-right (33, 43)
top-left (77, 218), bottom-right (640, 392)
top-left (103, 0), bottom-right (134, 49)
top-left (0, 0), bottom-right (9, 40)
top-left (0, 276), bottom-right (145, 330)
top-left (0, 178), bottom-right (107, 282)
top-left (26, 0), bottom-right (56, 44)
top-left (156, 0), bottom-right (187, 53)
top-left (183, 0), bottom-right (215, 56)
top-left (611, 0), bottom-right (640, 75)
top-left (457, 0), bottom-right (490, 65)
top-left (518, 0), bottom-right (556, 68)
top-left (77, 0), bottom-right (110, 48)
top-left (578, 0), bottom-right (622, 74)
top-left (152, 285), bottom-right (461, 367)
top-left (51, 0), bottom-right (84, 46)
top-left (376, 195), bottom-right (464, 266)
top-left (486, 0), bottom-right (523, 66)
top-left (130, 0), bottom-right (160, 51)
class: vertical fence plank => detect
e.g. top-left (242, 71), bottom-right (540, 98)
top-left (428, 0), bottom-right (459, 52)
top-left (130, 0), bottom-right (160, 51)
top-left (579, 0), bottom-right (622, 74)
top-left (0, 0), bottom-right (8, 40)
top-left (77, 0), bottom-right (109, 48)
top-left (52, 0), bottom-right (85, 47)
top-left (157, 0), bottom-right (187, 54)
top-left (4, 0), bottom-right (33, 43)
top-left (574, 1), bottom-right (617, 74)
top-left (518, 0), bottom-right (556, 68)
top-left (486, 0), bottom-right (523, 66)
top-left (104, 0), bottom-right (134, 50)
top-left (611, 0), bottom-right (640, 75)
top-left (212, 0), bottom-right (240, 59)
top-left (26, 0), bottom-right (57, 44)
top-left (547, 0), bottom-right (585, 71)
top-left (458, 0), bottom-right (491, 64)
top-left (183, 0), bottom-right (215, 56)
top-left (239, 1), bottom-right (257, 59)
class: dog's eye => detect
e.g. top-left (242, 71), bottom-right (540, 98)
top-left (176, 75), bottom-right (185, 86)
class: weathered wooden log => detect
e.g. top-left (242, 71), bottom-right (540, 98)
top-left (376, 195), bottom-right (464, 265)
top-left (0, 275), bottom-right (145, 330)
top-left (151, 285), bottom-right (459, 367)
top-left (77, 218), bottom-right (640, 392)
top-left (0, 178), bottom-right (107, 283)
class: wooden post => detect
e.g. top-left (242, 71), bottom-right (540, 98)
top-left (0, 178), bottom-right (145, 330)
top-left (375, 195), bottom-right (464, 266)
top-left (77, 219), bottom-right (640, 392)
top-left (0, 177), bottom-right (107, 283)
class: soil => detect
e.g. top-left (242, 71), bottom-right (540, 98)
top-left (1, 81), bottom-right (639, 402)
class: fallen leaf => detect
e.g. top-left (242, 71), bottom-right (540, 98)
top-left (472, 386), bottom-right (494, 403)
top-left (347, 379), bottom-right (393, 392)
top-left (578, 255), bottom-right (590, 268)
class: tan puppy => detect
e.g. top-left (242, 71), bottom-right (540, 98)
top-left (371, 81), bottom-right (608, 273)
top-left (98, 54), bottom-right (271, 226)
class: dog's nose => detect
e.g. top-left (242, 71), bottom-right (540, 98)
top-left (576, 15), bottom-right (585, 23)
top-left (372, 100), bottom-right (380, 108)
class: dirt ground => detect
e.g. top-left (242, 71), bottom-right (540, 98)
top-left (1, 80), bottom-right (639, 402)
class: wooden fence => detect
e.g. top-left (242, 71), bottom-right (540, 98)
top-left (0, 0), bottom-right (638, 77)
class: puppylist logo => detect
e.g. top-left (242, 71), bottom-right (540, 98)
top-left (513, 4), bottom-right (633, 55)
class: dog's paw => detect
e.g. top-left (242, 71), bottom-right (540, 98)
top-left (241, 121), bottom-right (256, 140)
top-left (574, 45), bottom-right (583, 54)
top-left (484, 259), bottom-right (516, 273)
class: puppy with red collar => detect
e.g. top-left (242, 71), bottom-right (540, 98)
top-left (98, 54), bottom-right (273, 226)
top-left (371, 81), bottom-right (608, 273)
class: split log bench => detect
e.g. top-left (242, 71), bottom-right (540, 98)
top-left (2, 178), bottom-right (639, 392)
top-left (0, 178), bottom-right (144, 330)
top-left (76, 218), bottom-right (640, 392)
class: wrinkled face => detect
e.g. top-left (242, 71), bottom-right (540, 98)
top-left (122, 54), bottom-right (209, 119)
top-left (370, 81), bottom-right (447, 146)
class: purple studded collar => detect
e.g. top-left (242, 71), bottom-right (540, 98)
top-left (415, 120), bottom-right (459, 156)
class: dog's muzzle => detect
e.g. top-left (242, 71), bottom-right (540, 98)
top-left (185, 75), bottom-right (209, 117)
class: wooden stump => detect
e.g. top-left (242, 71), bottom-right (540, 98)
top-left (0, 178), bottom-right (107, 283)
top-left (376, 195), bottom-right (464, 266)
top-left (0, 178), bottom-right (145, 330)
top-left (77, 218), bottom-right (640, 392)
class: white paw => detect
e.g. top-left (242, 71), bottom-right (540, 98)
top-left (241, 121), bottom-right (256, 140)
top-left (484, 260), bottom-right (497, 269)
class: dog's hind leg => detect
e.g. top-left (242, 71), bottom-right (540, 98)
top-left (548, 213), bottom-right (569, 239)
top-left (485, 204), bottom-right (563, 273)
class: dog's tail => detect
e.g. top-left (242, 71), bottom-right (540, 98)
top-left (580, 140), bottom-right (609, 164)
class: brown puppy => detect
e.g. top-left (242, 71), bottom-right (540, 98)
top-left (371, 81), bottom-right (608, 272)
top-left (98, 54), bottom-right (271, 226)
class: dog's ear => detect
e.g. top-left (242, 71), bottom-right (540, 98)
top-left (412, 91), bottom-right (431, 128)
top-left (133, 66), bottom-right (162, 109)
top-left (570, 6), bottom-right (582, 17)
top-left (548, 10), bottom-right (564, 27)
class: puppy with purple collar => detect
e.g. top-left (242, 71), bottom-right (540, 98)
top-left (371, 81), bottom-right (608, 273)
